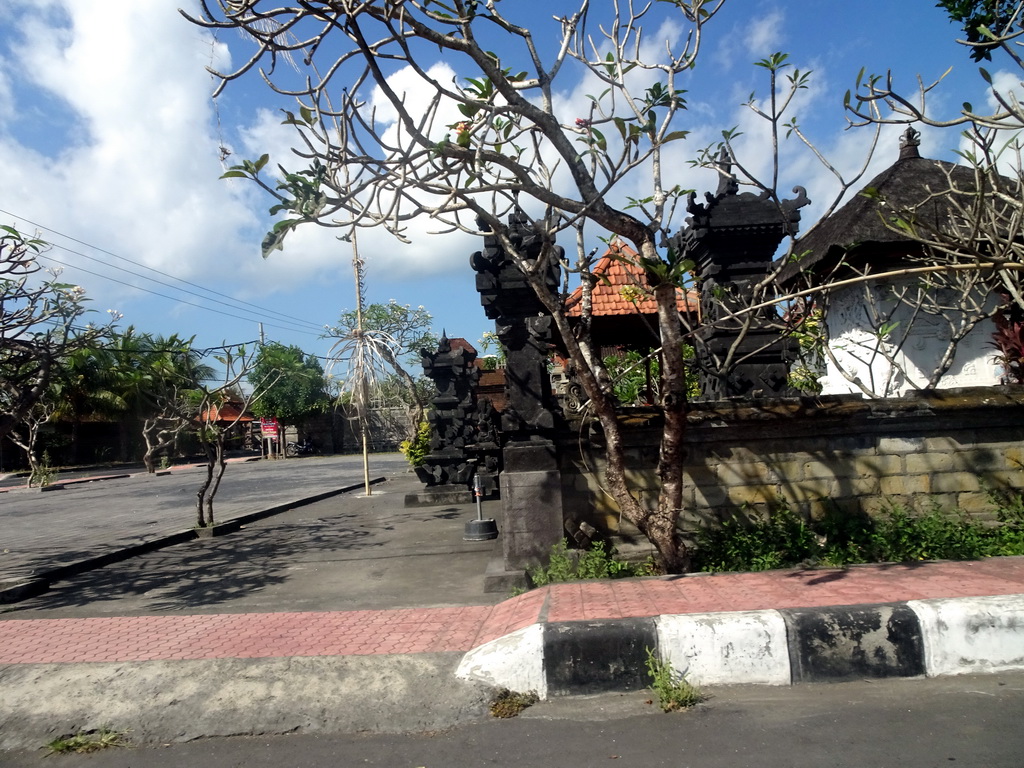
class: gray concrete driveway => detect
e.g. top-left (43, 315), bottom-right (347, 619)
top-left (0, 454), bottom-right (502, 617)
top-left (0, 454), bottom-right (409, 585)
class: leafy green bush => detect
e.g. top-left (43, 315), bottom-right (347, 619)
top-left (528, 539), bottom-right (654, 587)
top-left (693, 497), bottom-right (1024, 573)
top-left (29, 450), bottom-right (58, 489)
top-left (869, 505), bottom-right (989, 562)
top-left (985, 489), bottom-right (1024, 555)
top-left (398, 421), bottom-right (430, 467)
top-left (693, 506), bottom-right (820, 573)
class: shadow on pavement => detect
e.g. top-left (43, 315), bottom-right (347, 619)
top-left (0, 490), bottom-right (499, 617)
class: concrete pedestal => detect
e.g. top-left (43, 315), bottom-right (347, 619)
top-left (498, 440), bottom-right (564, 570)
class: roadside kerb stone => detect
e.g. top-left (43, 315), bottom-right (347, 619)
top-left (658, 610), bottom-right (791, 686)
top-left (543, 619), bottom-right (657, 697)
top-left (782, 603), bottom-right (926, 682)
top-left (455, 624), bottom-right (547, 698)
top-left (457, 595), bottom-right (1024, 696)
top-left (909, 594), bottom-right (1024, 676)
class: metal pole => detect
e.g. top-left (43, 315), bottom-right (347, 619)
top-left (464, 473), bottom-right (497, 540)
top-left (474, 474), bottom-right (484, 521)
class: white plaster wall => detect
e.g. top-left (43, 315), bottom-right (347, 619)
top-left (820, 281), bottom-right (1001, 397)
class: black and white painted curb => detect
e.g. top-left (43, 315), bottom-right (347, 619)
top-left (456, 595), bottom-right (1024, 697)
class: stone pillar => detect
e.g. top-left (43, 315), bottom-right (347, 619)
top-left (406, 334), bottom-right (481, 505)
top-left (671, 153), bottom-right (810, 400)
top-left (499, 440), bottom-right (564, 569)
top-left (471, 213), bottom-right (565, 569)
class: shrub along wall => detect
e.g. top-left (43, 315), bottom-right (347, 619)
top-left (558, 387), bottom-right (1024, 543)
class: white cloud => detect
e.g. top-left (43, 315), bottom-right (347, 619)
top-left (1, 1), bottom-right (266, 305)
top-left (745, 10), bottom-right (785, 57)
top-left (713, 4), bottom-right (788, 73)
top-left (0, 0), bottom-right (988, 353)
top-left (238, 66), bottom-right (479, 278)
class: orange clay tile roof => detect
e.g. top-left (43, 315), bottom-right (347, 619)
top-left (564, 241), bottom-right (697, 317)
top-left (199, 400), bottom-right (254, 424)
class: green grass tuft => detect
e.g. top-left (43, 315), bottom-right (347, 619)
top-left (46, 727), bottom-right (130, 755)
top-left (645, 648), bottom-right (705, 712)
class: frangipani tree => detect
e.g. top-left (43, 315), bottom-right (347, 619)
top-left (186, 1), bottom-right (903, 572)
top-left (185, 0), bottom-right (732, 572)
top-left (0, 226), bottom-right (113, 443)
top-left (193, 344), bottom-right (280, 528)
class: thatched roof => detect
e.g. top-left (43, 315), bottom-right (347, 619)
top-left (782, 129), bottom-right (982, 281)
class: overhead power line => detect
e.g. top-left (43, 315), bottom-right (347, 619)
top-left (0, 207), bottom-right (329, 336)
top-left (37, 250), bottom-right (320, 337)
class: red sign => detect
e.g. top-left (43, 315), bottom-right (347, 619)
top-left (260, 417), bottom-right (280, 440)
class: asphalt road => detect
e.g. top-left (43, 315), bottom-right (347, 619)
top-left (3, 673), bottom-right (1021, 767)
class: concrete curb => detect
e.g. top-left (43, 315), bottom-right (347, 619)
top-left (0, 654), bottom-right (494, 751)
top-left (0, 456), bottom-right (261, 493)
top-left (456, 595), bottom-right (1024, 695)
top-left (0, 477), bottom-right (387, 604)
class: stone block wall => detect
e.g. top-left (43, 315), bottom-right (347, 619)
top-left (558, 388), bottom-right (1024, 541)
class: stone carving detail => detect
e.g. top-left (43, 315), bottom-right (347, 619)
top-left (470, 212), bottom-right (563, 438)
top-left (670, 152), bottom-right (810, 400)
top-left (415, 334), bottom-right (498, 488)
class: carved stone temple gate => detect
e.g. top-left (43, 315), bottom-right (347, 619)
top-left (410, 166), bottom-right (813, 578)
top-left (671, 154), bottom-right (809, 400)
top-left (470, 213), bottom-right (566, 570)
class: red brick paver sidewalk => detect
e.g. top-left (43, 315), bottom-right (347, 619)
top-left (2, 558), bottom-right (1023, 665)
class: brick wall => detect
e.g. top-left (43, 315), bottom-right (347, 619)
top-left (558, 387), bottom-right (1024, 540)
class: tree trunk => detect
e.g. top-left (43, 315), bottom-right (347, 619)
top-left (142, 421), bottom-right (157, 474)
top-left (10, 434), bottom-right (38, 488)
top-left (195, 441), bottom-right (216, 527)
top-left (530, 238), bottom-right (692, 573)
top-left (652, 281), bottom-right (691, 572)
top-left (205, 435), bottom-right (229, 526)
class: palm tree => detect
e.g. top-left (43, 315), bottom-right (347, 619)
top-left (48, 343), bottom-right (124, 464)
top-left (107, 329), bottom-right (212, 472)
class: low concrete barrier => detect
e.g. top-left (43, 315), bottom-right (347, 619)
top-left (543, 619), bottom-right (656, 697)
top-left (910, 595), bottom-right (1024, 676)
top-left (658, 610), bottom-right (790, 686)
top-left (456, 624), bottom-right (547, 698)
top-left (781, 603), bottom-right (925, 682)
top-left (457, 595), bottom-right (1024, 698)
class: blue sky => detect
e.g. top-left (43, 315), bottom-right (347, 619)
top-left (0, 1), bottom-right (1005, 370)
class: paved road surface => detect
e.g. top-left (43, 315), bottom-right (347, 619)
top-left (0, 468), bottom-right (501, 617)
top-left (0, 454), bottom-right (408, 584)
top-left (2, 673), bottom-right (1021, 767)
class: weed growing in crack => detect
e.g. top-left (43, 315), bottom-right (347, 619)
top-left (46, 727), bottom-right (130, 755)
top-left (489, 688), bottom-right (539, 718)
top-left (645, 648), bottom-right (705, 712)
